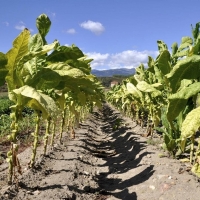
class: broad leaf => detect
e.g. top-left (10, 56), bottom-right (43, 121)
top-left (17, 40), bottom-right (59, 72)
top-left (126, 82), bottom-right (142, 100)
top-left (28, 34), bottom-right (43, 51)
top-left (36, 14), bottom-right (51, 38)
top-left (178, 37), bottom-right (193, 52)
top-left (157, 40), bottom-right (168, 53)
top-left (45, 62), bottom-right (85, 77)
top-left (47, 45), bottom-right (85, 62)
top-left (13, 85), bottom-right (59, 119)
top-left (6, 29), bottom-right (30, 94)
top-left (171, 42), bottom-right (178, 56)
top-left (136, 81), bottom-right (162, 96)
top-left (167, 82), bottom-right (200, 122)
top-left (181, 106), bottom-right (200, 139)
top-left (166, 55), bottom-right (200, 92)
top-left (157, 50), bottom-right (171, 75)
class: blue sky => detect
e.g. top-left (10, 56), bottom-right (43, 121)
top-left (0, 0), bottom-right (200, 70)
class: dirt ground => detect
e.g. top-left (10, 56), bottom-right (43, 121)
top-left (0, 103), bottom-right (200, 200)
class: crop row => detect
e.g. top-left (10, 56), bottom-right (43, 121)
top-left (107, 22), bottom-right (200, 178)
top-left (0, 14), bottom-right (105, 184)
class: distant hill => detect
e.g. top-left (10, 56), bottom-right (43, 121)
top-left (91, 68), bottom-right (135, 77)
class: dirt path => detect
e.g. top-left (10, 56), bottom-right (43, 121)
top-left (1, 103), bottom-right (200, 200)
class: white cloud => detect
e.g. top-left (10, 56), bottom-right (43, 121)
top-left (86, 52), bottom-right (109, 68)
top-left (15, 21), bottom-right (25, 30)
top-left (80, 20), bottom-right (105, 35)
top-left (85, 50), bottom-right (158, 70)
top-left (66, 28), bottom-right (76, 34)
top-left (15, 21), bottom-right (33, 32)
top-left (3, 21), bottom-right (9, 26)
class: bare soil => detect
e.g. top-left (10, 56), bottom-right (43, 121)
top-left (0, 103), bottom-right (200, 200)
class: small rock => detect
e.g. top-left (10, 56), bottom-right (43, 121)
top-left (83, 171), bottom-right (90, 176)
top-left (33, 190), bottom-right (40, 195)
top-left (78, 155), bottom-right (83, 160)
top-left (26, 190), bottom-right (33, 194)
top-left (157, 174), bottom-right (167, 179)
top-left (96, 170), bottom-right (100, 175)
top-left (149, 185), bottom-right (155, 190)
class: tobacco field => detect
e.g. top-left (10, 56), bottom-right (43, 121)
top-left (1, 14), bottom-right (200, 199)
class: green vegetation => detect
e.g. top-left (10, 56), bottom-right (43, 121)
top-left (2, 12), bottom-right (200, 187)
top-left (107, 21), bottom-right (200, 178)
top-left (0, 97), bottom-right (13, 115)
top-left (0, 13), bottom-right (104, 184)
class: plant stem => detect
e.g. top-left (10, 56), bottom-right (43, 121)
top-left (59, 108), bottom-right (66, 143)
top-left (7, 115), bottom-right (19, 184)
top-left (50, 121), bottom-right (56, 146)
top-left (29, 112), bottom-right (40, 168)
top-left (190, 136), bottom-right (195, 164)
top-left (43, 117), bottom-right (51, 155)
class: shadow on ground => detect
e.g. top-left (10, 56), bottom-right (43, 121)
top-left (79, 104), bottom-right (155, 200)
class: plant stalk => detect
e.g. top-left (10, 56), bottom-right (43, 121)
top-left (29, 112), bottom-right (40, 168)
top-left (43, 117), bottom-right (51, 155)
top-left (59, 108), bottom-right (66, 143)
top-left (50, 121), bottom-right (56, 146)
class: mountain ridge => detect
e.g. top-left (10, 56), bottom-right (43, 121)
top-left (91, 68), bottom-right (135, 77)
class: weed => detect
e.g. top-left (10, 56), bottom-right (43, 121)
top-left (146, 138), bottom-right (162, 146)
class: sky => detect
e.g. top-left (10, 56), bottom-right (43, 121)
top-left (0, 0), bottom-right (200, 70)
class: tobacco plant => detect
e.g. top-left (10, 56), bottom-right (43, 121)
top-left (107, 21), bottom-right (200, 177)
top-left (3, 13), bottom-right (104, 184)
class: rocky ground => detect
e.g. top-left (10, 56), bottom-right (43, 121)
top-left (0, 103), bottom-right (200, 200)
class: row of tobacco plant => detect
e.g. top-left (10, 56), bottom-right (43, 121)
top-left (107, 22), bottom-right (200, 178)
top-left (0, 14), bottom-right (104, 184)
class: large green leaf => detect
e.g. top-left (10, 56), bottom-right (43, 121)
top-left (6, 29), bottom-right (30, 93)
top-left (181, 106), bottom-right (200, 139)
top-left (126, 82), bottom-right (142, 100)
top-left (136, 81), bottom-right (162, 96)
top-left (47, 45), bottom-right (85, 62)
top-left (45, 62), bottom-right (85, 77)
top-left (13, 85), bottom-right (59, 119)
top-left (157, 50), bottom-right (171, 75)
top-left (167, 82), bottom-right (200, 122)
top-left (17, 40), bottom-right (59, 72)
top-left (65, 59), bottom-right (91, 74)
top-left (171, 42), bottom-right (178, 56)
top-left (166, 55), bottom-right (200, 92)
top-left (178, 37), bottom-right (193, 52)
top-left (177, 79), bottom-right (193, 91)
top-left (17, 55), bottom-right (46, 87)
top-left (191, 22), bottom-right (200, 43)
top-left (28, 34), bottom-right (43, 51)
top-left (153, 65), bottom-right (163, 84)
top-left (157, 40), bottom-right (168, 53)
top-left (36, 14), bottom-right (51, 39)
top-left (173, 37), bottom-right (193, 58)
